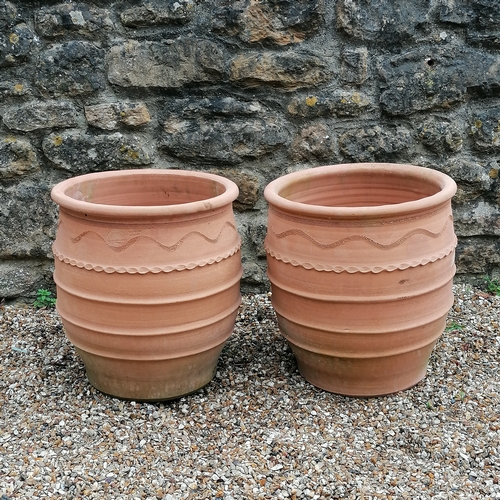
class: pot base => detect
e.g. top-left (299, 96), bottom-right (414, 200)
top-left (76, 344), bottom-right (224, 402)
top-left (288, 339), bottom-right (439, 397)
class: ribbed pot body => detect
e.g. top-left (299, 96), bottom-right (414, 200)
top-left (51, 169), bottom-right (242, 401)
top-left (265, 163), bottom-right (457, 396)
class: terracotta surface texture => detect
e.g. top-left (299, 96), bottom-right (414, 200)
top-left (265, 163), bottom-right (457, 396)
top-left (51, 169), bottom-right (242, 401)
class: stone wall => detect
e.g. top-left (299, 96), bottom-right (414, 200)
top-left (1, 0), bottom-right (500, 300)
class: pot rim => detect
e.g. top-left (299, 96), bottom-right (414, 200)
top-left (51, 168), bottom-right (239, 218)
top-left (264, 163), bottom-right (457, 219)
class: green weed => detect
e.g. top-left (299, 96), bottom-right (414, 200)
top-left (484, 276), bottom-right (500, 296)
top-left (33, 288), bottom-right (56, 309)
top-left (445, 322), bottom-right (463, 332)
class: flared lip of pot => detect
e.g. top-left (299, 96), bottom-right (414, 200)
top-left (264, 163), bottom-right (457, 219)
top-left (51, 169), bottom-right (239, 218)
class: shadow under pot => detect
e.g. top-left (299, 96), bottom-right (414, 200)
top-left (264, 163), bottom-right (457, 396)
top-left (51, 169), bottom-right (242, 401)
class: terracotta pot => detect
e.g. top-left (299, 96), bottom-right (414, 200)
top-left (264, 163), bottom-right (457, 396)
top-left (51, 169), bottom-right (242, 401)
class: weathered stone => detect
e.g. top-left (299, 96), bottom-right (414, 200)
top-left (107, 38), bottom-right (225, 88)
top-left (289, 124), bottom-right (336, 162)
top-left (453, 200), bottom-right (500, 236)
top-left (439, 4), bottom-right (475, 25)
top-left (247, 222), bottom-right (267, 258)
top-left (241, 260), bottom-right (267, 287)
top-left (161, 115), bottom-right (288, 164)
top-left (85, 103), bottom-right (151, 130)
top-left (440, 1), bottom-right (500, 48)
top-left (230, 51), bottom-right (330, 90)
top-left (287, 91), bottom-right (370, 118)
top-left (0, 2), bottom-right (19, 30)
top-left (42, 131), bottom-right (153, 174)
top-left (208, 169), bottom-right (260, 211)
top-left (336, 0), bottom-right (430, 43)
top-left (121, 0), bottom-right (194, 27)
top-left (456, 237), bottom-right (500, 275)
top-left (0, 181), bottom-right (57, 259)
top-left (417, 118), bottom-right (463, 154)
top-left (0, 23), bottom-right (35, 67)
top-left (0, 260), bottom-right (54, 299)
top-left (0, 137), bottom-right (39, 179)
top-left (339, 126), bottom-right (411, 162)
top-left (379, 45), bottom-right (500, 116)
top-left (440, 0), bottom-right (500, 28)
top-left (470, 106), bottom-right (500, 152)
top-left (3, 100), bottom-right (79, 132)
top-left (341, 47), bottom-right (368, 85)
top-left (0, 80), bottom-right (29, 97)
top-left (214, 0), bottom-right (323, 46)
top-left (439, 158), bottom-right (494, 203)
top-left (467, 29), bottom-right (500, 48)
top-left (36, 3), bottom-right (113, 37)
top-left (35, 41), bottom-right (106, 97)
top-left (178, 97), bottom-right (265, 117)
top-left (161, 98), bottom-right (288, 163)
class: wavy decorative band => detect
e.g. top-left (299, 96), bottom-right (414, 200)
top-left (266, 244), bottom-right (456, 273)
top-left (269, 216), bottom-right (453, 251)
top-left (64, 221), bottom-right (238, 253)
top-left (269, 203), bottom-right (449, 227)
top-left (53, 240), bottom-right (242, 274)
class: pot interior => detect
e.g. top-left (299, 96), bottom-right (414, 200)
top-left (64, 172), bottom-right (227, 207)
top-left (280, 169), bottom-right (443, 208)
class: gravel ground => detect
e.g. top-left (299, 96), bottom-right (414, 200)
top-left (1, 283), bottom-right (499, 499)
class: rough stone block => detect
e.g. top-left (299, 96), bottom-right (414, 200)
top-left (339, 125), bottom-right (411, 162)
top-left (0, 2), bottom-right (20, 30)
top-left (35, 41), bottom-right (106, 97)
top-left (0, 23), bottom-right (35, 67)
top-left (287, 90), bottom-right (370, 118)
top-left (3, 100), bottom-right (79, 132)
top-left (208, 169), bottom-right (260, 212)
top-left (121, 0), bottom-right (194, 27)
top-left (417, 118), bottom-right (463, 154)
top-left (341, 47), bottom-right (368, 84)
top-left (440, 0), bottom-right (500, 28)
top-left (467, 30), bottom-right (500, 48)
top-left (456, 237), bottom-right (500, 275)
top-left (36, 3), bottom-right (113, 37)
top-left (439, 158), bottom-right (494, 203)
top-left (247, 222), bottom-right (267, 259)
top-left (289, 124), bottom-right (337, 162)
top-left (0, 137), bottom-right (39, 179)
top-left (85, 103), bottom-right (151, 130)
top-left (0, 80), bottom-right (29, 97)
top-left (0, 260), bottom-right (53, 299)
top-left (214, 0), bottom-right (323, 45)
top-left (160, 97), bottom-right (288, 163)
top-left (0, 181), bottom-right (57, 259)
top-left (230, 51), bottom-right (330, 90)
top-left (107, 38), bottom-right (225, 88)
top-left (336, 0), bottom-right (430, 43)
top-left (453, 200), bottom-right (500, 236)
top-left (379, 45), bottom-right (500, 116)
top-left (42, 131), bottom-right (153, 174)
top-left (470, 106), bottom-right (500, 152)
top-left (161, 116), bottom-right (288, 164)
top-left (178, 97), bottom-right (265, 117)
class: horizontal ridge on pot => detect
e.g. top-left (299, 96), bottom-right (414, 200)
top-left (52, 169), bottom-right (242, 401)
top-left (265, 163), bottom-right (457, 396)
